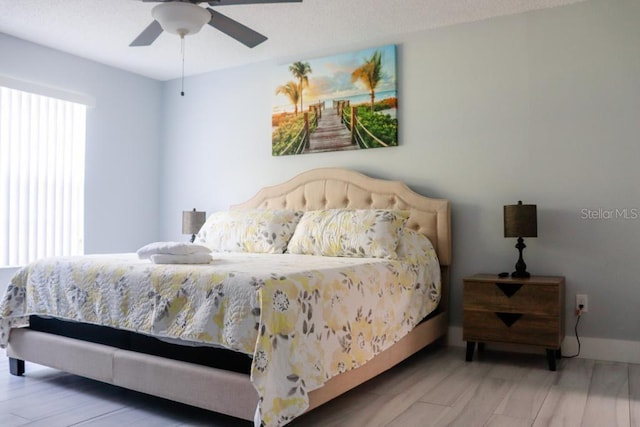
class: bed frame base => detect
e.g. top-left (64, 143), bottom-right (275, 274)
top-left (7, 311), bottom-right (447, 421)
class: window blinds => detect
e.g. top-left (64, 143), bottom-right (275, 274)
top-left (0, 86), bottom-right (86, 267)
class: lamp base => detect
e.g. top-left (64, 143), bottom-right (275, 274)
top-left (511, 237), bottom-right (531, 279)
top-left (511, 270), bottom-right (531, 279)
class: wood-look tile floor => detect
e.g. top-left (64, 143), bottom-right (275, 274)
top-left (1, 346), bottom-right (639, 426)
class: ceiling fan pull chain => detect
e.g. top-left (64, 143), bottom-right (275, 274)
top-left (181, 35), bottom-right (185, 96)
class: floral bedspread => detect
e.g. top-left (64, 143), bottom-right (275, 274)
top-left (0, 251), bottom-right (440, 426)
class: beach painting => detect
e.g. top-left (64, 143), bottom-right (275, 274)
top-left (272, 44), bottom-right (398, 156)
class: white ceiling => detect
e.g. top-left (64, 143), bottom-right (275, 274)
top-left (0, 0), bottom-right (585, 81)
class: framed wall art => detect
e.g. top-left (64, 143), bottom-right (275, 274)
top-left (272, 44), bottom-right (398, 156)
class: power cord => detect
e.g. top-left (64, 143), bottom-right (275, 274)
top-left (562, 304), bottom-right (583, 358)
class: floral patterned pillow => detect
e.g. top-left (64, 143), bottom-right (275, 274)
top-left (286, 209), bottom-right (409, 259)
top-left (396, 228), bottom-right (439, 267)
top-left (195, 209), bottom-right (303, 254)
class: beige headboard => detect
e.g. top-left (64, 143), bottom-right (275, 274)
top-left (231, 168), bottom-right (451, 267)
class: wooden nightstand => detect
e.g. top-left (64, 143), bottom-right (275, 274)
top-left (463, 274), bottom-right (565, 371)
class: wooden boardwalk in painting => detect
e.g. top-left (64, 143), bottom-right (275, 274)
top-left (305, 107), bottom-right (358, 153)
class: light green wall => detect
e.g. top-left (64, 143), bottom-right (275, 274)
top-left (160, 0), bottom-right (640, 342)
top-left (0, 33), bottom-right (163, 256)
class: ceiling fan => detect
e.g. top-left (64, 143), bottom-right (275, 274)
top-left (130, 0), bottom-right (302, 48)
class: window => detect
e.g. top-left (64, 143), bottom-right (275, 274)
top-left (0, 85), bottom-right (87, 267)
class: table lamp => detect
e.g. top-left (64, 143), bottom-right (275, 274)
top-left (182, 208), bottom-right (206, 243)
top-left (504, 201), bottom-right (537, 278)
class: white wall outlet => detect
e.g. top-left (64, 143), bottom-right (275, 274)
top-left (576, 294), bottom-right (589, 313)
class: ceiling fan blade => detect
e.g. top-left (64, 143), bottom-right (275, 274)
top-left (206, 8), bottom-right (268, 48)
top-left (208, 0), bottom-right (302, 5)
top-left (130, 20), bottom-right (163, 46)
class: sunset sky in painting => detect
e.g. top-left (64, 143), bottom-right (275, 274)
top-left (273, 45), bottom-right (397, 113)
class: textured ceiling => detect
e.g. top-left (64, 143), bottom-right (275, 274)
top-left (0, 0), bottom-right (585, 81)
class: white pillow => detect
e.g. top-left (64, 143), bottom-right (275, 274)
top-left (286, 209), bottom-right (409, 259)
top-left (195, 209), bottom-right (303, 254)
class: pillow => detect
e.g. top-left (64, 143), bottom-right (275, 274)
top-left (286, 209), bottom-right (409, 259)
top-left (195, 209), bottom-right (303, 254)
top-left (396, 228), bottom-right (439, 266)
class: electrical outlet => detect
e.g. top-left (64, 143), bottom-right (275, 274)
top-left (576, 294), bottom-right (588, 313)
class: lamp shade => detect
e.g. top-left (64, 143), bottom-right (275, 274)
top-left (152, 3), bottom-right (210, 37)
top-left (504, 201), bottom-right (537, 238)
top-left (182, 209), bottom-right (206, 235)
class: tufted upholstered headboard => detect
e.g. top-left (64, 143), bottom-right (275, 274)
top-left (231, 168), bottom-right (451, 267)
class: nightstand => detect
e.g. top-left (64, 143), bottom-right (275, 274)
top-left (463, 274), bottom-right (565, 371)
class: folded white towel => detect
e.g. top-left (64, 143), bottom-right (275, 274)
top-left (137, 241), bottom-right (211, 260)
top-left (150, 253), bottom-right (212, 265)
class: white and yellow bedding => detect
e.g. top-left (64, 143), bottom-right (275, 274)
top-left (0, 241), bottom-right (439, 426)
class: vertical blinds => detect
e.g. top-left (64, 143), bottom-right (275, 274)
top-left (0, 86), bottom-right (86, 267)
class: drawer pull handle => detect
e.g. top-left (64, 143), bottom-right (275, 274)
top-left (495, 312), bottom-right (523, 327)
top-left (495, 283), bottom-right (523, 298)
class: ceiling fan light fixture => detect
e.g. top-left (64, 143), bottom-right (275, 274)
top-left (152, 3), bottom-right (211, 37)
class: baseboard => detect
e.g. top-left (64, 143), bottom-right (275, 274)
top-left (448, 326), bottom-right (640, 364)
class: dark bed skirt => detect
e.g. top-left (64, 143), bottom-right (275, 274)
top-left (26, 316), bottom-right (253, 374)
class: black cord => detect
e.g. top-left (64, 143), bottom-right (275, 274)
top-left (562, 312), bottom-right (581, 358)
top-left (180, 35), bottom-right (185, 97)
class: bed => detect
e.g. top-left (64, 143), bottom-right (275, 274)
top-left (0, 167), bottom-right (451, 426)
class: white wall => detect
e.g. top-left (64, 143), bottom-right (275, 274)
top-left (0, 33), bottom-right (163, 255)
top-left (160, 0), bottom-right (640, 342)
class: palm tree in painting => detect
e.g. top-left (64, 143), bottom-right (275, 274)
top-left (275, 81), bottom-right (301, 115)
top-left (351, 50), bottom-right (383, 112)
top-left (289, 61), bottom-right (312, 114)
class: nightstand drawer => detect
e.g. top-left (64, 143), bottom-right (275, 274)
top-left (463, 311), bottom-right (561, 348)
top-left (463, 280), bottom-right (560, 316)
